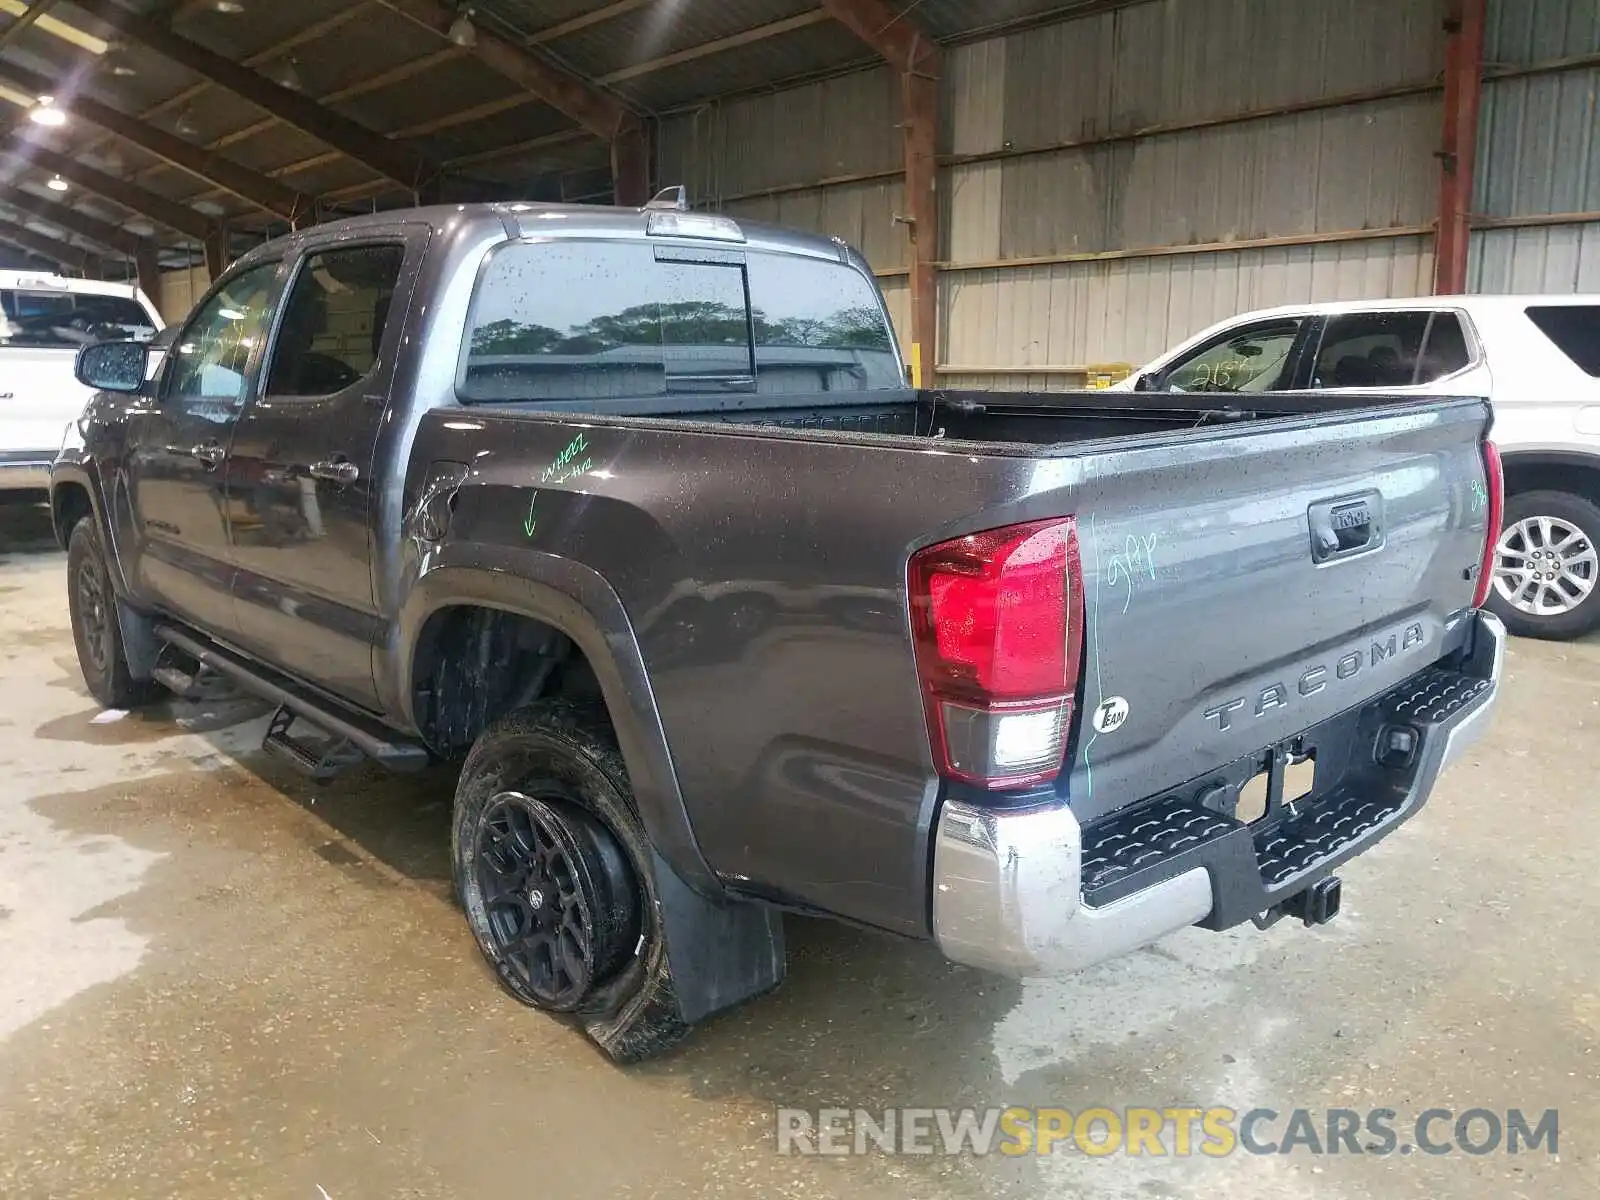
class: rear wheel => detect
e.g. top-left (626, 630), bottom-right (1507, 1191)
top-left (1488, 490), bottom-right (1600, 640)
top-left (66, 517), bottom-right (163, 709)
top-left (452, 701), bottom-right (689, 1061)
top-left (470, 790), bottom-right (637, 1012)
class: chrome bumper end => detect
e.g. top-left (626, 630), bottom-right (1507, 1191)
top-left (932, 609), bottom-right (1506, 979)
top-left (1437, 610), bottom-right (1505, 776)
top-left (931, 800), bottom-right (1213, 977)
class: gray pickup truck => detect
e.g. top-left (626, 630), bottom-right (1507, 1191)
top-left (51, 197), bottom-right (1505, 1061)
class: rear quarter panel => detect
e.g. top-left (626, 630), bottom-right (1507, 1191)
top-left (407, 413), bottom-right (1034, 937)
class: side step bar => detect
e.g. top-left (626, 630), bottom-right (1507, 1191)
top-left (151, 655), bottom-right (225, 702)
top-left (262, 704), bottom-right (366, 781)
top-left (153, 623), bottom-right (430, 774)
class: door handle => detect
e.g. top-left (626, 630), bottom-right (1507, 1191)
top-left (189, 441), bottom-right (225, 469)
top-left (309, 457), bottom-right (360, 486)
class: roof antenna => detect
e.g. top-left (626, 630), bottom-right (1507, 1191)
top-left (645, 185), bottom-right (688, 212)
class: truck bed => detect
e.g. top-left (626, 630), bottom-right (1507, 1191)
top-left (475, 385), bottom-right (1446, 448)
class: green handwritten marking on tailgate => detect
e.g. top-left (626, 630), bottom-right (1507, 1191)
top-left (523, 492), bottom-right (538, 538)
top-left (1470, 479), bottom-right (1488, 513)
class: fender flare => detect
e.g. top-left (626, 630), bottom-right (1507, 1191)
top-left (51, 457), bottom-right (163, 678)
top-left (49, 457), bottom-right (104, 548)
top-left (394, 543), bottom-right (722, 900)
top-left (1498, 447), bottom-right (1600, 476)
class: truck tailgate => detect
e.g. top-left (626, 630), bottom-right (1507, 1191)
top-left (1055, 397), bottom-right (1493, 823)
top-left (0, 346), bottom-right (93, 457)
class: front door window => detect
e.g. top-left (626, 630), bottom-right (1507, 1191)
top-left (1162, 319), bottom-right (1304, 393)
top-left (164, 264), bottom-right (280, 421)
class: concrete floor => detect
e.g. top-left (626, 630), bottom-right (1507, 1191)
top-left (0, 501), bottom-right (1595, 1200)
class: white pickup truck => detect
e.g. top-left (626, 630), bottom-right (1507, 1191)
top-left (0, 270), bottom-right (161, 497)
top-left (1121, 294), bottom-right (1600, 641)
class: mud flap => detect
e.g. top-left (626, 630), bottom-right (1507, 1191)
top-left (115, 599), bottom-right (160, 682)
top-left (651, 849), bottom-right (786, 1024)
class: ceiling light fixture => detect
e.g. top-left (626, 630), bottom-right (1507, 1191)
top-left (212, 0), bottom-right (246, 13)
top-left (29, 95), bottom-right (66, 127)
top-left (173, 105), bottom-right (199, 136)
top-left (47, 174), bottom-right (68, 192)
top-left (105, 41), bottom-right (137, 77)
top-left (447, 6), bottom-right (477, 47)
top-left (270, 55), bottom-right (304, 92)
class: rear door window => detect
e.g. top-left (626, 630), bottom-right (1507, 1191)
top-left (1311, 313), bottom-right (1430, 387)
top-left (1415, 312), bottom-right (1472, 383)
top-left (1310, 311), bottom-right (1472, 387)
top-left (1526, 305), bottom-right (1600, 376)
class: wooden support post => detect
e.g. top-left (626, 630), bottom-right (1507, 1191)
top-left (203, 226), bottom-right (229, 280)
top-left (612, 118), bottom-right (650, 206)
top-left (1436, 0), bottom-right (1486, 294)
top-left (135, 244), bottom-right (163, 312)
top-left (903, 68), bottom-right (938, 386)
top-left (820, 0), bottom-right (941, 383)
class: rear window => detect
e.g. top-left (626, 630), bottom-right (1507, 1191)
top-left (0, 288), bottom-right (156, 349)
top-left (1526, 305), bottom-right (1600, 376)
top-left (459, 239), bottom-right (901, 407)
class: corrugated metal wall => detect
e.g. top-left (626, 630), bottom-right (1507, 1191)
top-left (656, 66), bottom-right (917, 356)
top-left (656, 67), bottom-right (906, 264)
top-left (1470, 0), bottom-right (1600, 290)
top-left (940, 0), bottom-right (1443, 385)
top-left (658, 0), bottom-right (1600, 387)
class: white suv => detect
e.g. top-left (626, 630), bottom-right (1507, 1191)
top-left (0, 271), bottom-right (161, 498)
top-left (1121, 295), bottom-right (1600, 641)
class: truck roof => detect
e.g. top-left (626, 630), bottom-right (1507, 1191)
top-left (0, 270), bottom-right (145, 299)
top-left (1213, 293), bottom-right (1600, 322)
top-left (230, 201), bottom-right (855, 270)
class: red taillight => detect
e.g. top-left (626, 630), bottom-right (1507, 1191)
top-left (909, 518), bottom-right (1084, 789)
top-left (1473, 439), bottom-right (1505, 608)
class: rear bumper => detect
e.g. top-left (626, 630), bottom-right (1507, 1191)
top-left (931, 609), bottom-right (1506, 977)
top-left (0, 453), bottom-right (53, 491)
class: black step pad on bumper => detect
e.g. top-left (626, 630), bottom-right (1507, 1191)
top-left (1079, 659), bottom-right (1494, 928)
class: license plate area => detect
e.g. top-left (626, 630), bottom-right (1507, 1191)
top-left (1235, 746), bottom-right (1317, 825)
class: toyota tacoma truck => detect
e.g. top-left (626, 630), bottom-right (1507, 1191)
top-left (51, 198), bottom-right (1506, 1062)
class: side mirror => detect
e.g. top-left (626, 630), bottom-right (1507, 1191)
top-left (1133, 371), bottom-right (1160, 392)
top-left (75, 340), bottom-right (149, 394)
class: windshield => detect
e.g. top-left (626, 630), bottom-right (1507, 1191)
top-left (0, 289), bottom-right (157, 349)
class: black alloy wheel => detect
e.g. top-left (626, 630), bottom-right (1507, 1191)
top-left (471, 789), bottom-right (639, 1012)
top-left (73, 553), bottom-right (113, 678)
